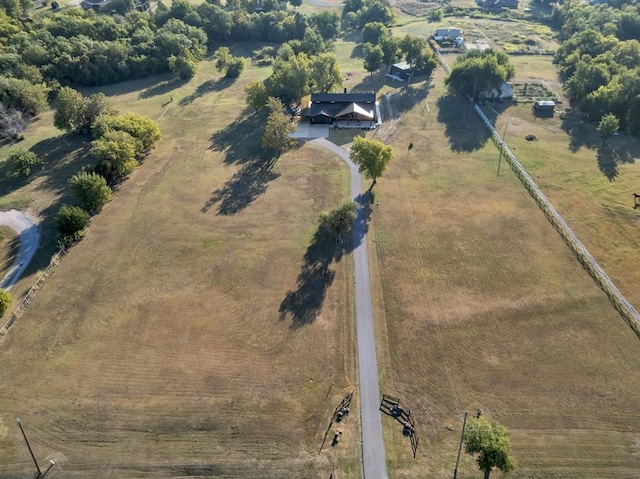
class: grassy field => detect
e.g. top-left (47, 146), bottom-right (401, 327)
top-left (0, 55), bottom-right (361, 478)
top-left (367, 67), bottom-right (640, 478)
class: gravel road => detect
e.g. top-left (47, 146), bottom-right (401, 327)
top-left (311, 138), bottom-right (388, 479)
top-left (0, 210), bottom-right (39, 290)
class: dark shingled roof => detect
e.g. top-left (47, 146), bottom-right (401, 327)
top-left (311, 92), bottom-right (376, 104)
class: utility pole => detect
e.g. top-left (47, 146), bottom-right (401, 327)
top-left (453, 411), bottom-right (468, 479)
top-left (497, 117), bottom-right (512, 177)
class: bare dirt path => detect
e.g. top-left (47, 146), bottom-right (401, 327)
top-left (310, 138), bottom-right (388, 479)
top-left (0, 210), bottom-right (39, 290)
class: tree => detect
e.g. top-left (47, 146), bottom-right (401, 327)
top-left (349, 136), bottom-right (394, 188)
top-left (0, 76), bottom-right (49, 116)
top-left (266, 53), bottom-right (311, 104)
top-left (168, 53), bottom-right (198, 80)
top-left (319, 200), bottom-right (358, 242)
top-left (362, 22), bottom-right (388, 45)
top-left (309, 11), bottom-right (340, 39)
top-left (225, 56), bottom-right (245, 78)
top-left (445, 50), bottom-right (515, 101)
top-left (8, 148), bottom-right (44, 176)
top-left (69, 171), bottom-right (112, 212)
top-left (92, 113), bottom-right (161, 151)
top-left (0, 289), bottom-right (13, 317)
top-left (399, 34), bottom-right (428, 68)
top-left (54, 87), bottom-right (111, 134)
top-left (363, 43), bottom-right (384, 76)
top-left (214, 46), bottom-right (232, 72)
top-left (598, 113), bottom-right (619, 145)
top-left (0, 103), bottom-right (26, 140)
top-left (311, 53), bottom-right (342, 92)
top-left (379, 35), bottom-right (400, 67)
top-left (90, 130), bottom-right (140, 181)
top-left (245, 80), bottom-right (269, 112)
top-left (262, 97), bottom-right (297, 155)
top-left (464, 417), bottom-right (516, 479)
top-left (56, 204), bottom-right (90, 238)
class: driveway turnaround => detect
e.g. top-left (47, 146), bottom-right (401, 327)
top-left (311, 138), bottom-right (388, 479)
top-left (0, 210), bottom-right (39, 290)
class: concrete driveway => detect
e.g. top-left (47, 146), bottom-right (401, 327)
top-left (292, 120), bottom-right (329, 139)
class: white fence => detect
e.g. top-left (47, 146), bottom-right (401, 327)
top-left (0, 248), bottom-right (66, 338)
top-left (475, 105), bottom-right (640, 338)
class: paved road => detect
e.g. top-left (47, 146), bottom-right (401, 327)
top-left (311, 139), bottom-right (387, 479)
top-left (0, 210), bottom-right (39, 290)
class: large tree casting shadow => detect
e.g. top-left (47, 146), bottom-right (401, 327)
top-left (437, 94), bottom-right (493, 153)
top-left (279, 192), bottom-right (373, 328)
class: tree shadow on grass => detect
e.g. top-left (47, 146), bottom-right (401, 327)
top-left (596, 141), bottom-right (639, 181)
top-left (436, 94), bottom-right (493, 153)
top-left (279, 192), bottom-right (373, 328)
top-left (138, 76), bottom-right (186, 99)
top-left (561, 110), bottom-right (600, 153)
top-left (202, 158), bottom-right (280, 215)
top-left (209, 109), bottom-right (265, 165)
top-left (179, 77), bottom-right (236, 106)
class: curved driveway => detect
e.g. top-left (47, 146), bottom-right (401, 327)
top-left (0, 210), bottom-right (39, 290)
top-left (311, 138), bottom-right (387, 479)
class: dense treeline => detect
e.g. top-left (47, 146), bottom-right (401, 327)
top-left (553, 0), bottom-right (640, 132)
top-left (0, 0), bottom-right (341, 88)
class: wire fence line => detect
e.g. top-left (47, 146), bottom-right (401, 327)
top-left (475, 105), bottom-right (640, 338)
top-left (0, 248), bottom-right (67, 338)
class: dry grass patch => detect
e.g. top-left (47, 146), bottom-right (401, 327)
top-left (0, 58), bottom-right (360, 478)
top-left (370, 68), bottom-right (640, 478)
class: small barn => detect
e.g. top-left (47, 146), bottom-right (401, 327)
top-left (534, 100), bottom-right (555, 118)
top-left (389, 62), bottom-right (412, 81)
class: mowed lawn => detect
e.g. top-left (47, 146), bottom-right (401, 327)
top-left (0, 57), bottom-right (361, 478)
top-left (369, 68), bottom-right (640, 478)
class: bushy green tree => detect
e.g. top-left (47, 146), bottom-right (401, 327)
top-left (90, 130), bottom-right (139, 181)
top-left (225, 56), bottom-right (245, 78)
top-left (245, 80), bottom-right (269, 112)
top-left (8, 148), bottom-right (43, 176)
top-left (598, 113), bottom-right (620, 145)
top-left (362, 22), bottom-right (388, 45)
top-left (56, 204), bottom-right (90, 238)
top-left (168, 53), bottom-right (198, 80)
top-left (464, 417), bottom-right (516, 479)
top-left (262, 97), bottom-right (296, 155)
top-left (363, 43), bottom-right (383, 76)
top-left (350, 136), bottom-right (394, 189)
top-left (446, 49), bottom-right (515, 101)
top-left (266, 53), bottom-right (311, 104)
top-left (379, 35), bottom-right (400, 67)
top-left (92, 113), bottom-right (161, 151)
top-left (69, 171), bottom-right (112, 212)
top-left (0, 76), bottom-right (49, 116)
top-left (0, 288), bottom-right (13, 317)
top-left (54, 87), bottom-right (111, 134)
top-left (311, 53), bottom-right (342, 92)
top-left (319, 200), bottom-right (358, 242)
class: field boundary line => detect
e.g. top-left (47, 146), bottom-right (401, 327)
top-left (474, 104), bottom-right (640, 338)
top-left (0, 248), bottom-right (66, 339)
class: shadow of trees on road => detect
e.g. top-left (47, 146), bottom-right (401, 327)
top-left (279, 192), bottom-right (373, 328)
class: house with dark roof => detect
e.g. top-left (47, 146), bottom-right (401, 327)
top-left (308, 92), bottom-right (379, 128)
top-left (477, 0), bottom-right (519, 9)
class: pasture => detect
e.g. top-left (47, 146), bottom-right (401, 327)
top-left (368, 67), bottom-right (640, 477)
top-left (0, 56), bottom-right (361, 478)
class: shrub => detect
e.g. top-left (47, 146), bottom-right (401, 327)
top-left (69, 171), bottom-right (112, 213)
top-left (8, 148), bottom-right (44, 176)
top-left (56, 205), bottom-right (90, 238)
top-left (0, 289), bottom-right (13, 317)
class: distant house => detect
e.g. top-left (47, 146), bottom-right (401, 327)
top-left (389, 62), bottom-right (412, 81)
top-left (435, 28), bottom-right (462, 39)
top-left (81, 0), bottom-right (110, 9)
top-left (308, 92), bottom-right (379, 128)
top-left (477, 0), bottom-right (519, 9)
top-left (534, 100), bottom-right (555, 117)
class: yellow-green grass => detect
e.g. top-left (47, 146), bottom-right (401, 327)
top-left (0, 57), bottom-right (360, 478)
top-left (368, 67), bottom-right (640, 478)
top-left (0, 225), bottom-right (19, 282)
